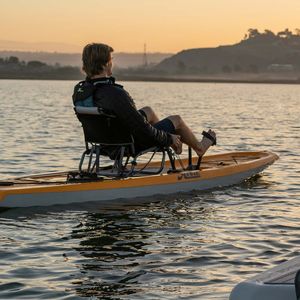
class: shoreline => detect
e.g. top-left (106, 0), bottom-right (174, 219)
top-left (1, 74), bottom-right (300, 85)
top-left (117, 75), bottom-right (300, 85)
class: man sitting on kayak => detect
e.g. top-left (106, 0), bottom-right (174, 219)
top-left (73, 43), bottom-right (216, 157)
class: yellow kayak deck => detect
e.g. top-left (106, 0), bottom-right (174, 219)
top-left (0, 151), bottom-right (279, 207)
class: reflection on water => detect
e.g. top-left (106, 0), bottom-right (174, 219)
top-left (0, 80), bottom-right (299, 299)
top-left (72, 212), bottom-right (151, 298)
top-left (71, 198), bottom-right (218, 299)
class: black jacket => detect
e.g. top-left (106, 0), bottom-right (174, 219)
top-left (73, 77), bottom-right (172, 148)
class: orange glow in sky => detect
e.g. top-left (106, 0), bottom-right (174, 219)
top-left (1, 0), bottom-right (300, 53)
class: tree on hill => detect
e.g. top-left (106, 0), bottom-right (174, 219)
top-left (277, 28), bottom-right (293, 39)
top-left (7, 56), bottom-right (20, 64)
top-left (27, 60), bottom-right (47, 68)
top-left (0, 56), bottom-right (83, 79)
top-left (247, 28), bottom-right (260, 39)
top-left (242, 28), bottom-right (300, 43)
top-left (263, 29), bottom-right (276, 38)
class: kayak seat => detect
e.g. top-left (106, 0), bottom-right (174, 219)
top-left (74, 106), bottom-right (176, 177)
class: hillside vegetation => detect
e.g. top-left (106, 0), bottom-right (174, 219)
top-left (0, 56), bottom-right (82, 80)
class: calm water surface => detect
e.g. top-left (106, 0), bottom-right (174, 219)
top-left (0, 80), bottom-right (299, 299)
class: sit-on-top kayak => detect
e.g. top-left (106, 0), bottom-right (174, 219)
top-left (0, 151), bottom-right (278, 208)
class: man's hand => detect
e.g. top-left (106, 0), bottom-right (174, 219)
top-left (170, 134), bottom-right (182, 154)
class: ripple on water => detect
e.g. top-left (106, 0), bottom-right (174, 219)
top-left (0, 81), bottom-right (299, 299)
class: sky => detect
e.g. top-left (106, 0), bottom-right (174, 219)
top-left (1, 0), bottom-right (300, 53)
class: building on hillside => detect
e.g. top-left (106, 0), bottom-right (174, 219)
top-left (267, 64), bottom-right (294, 71)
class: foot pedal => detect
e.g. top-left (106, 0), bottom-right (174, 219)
top-left (202, 130), bottom-right (217, 146)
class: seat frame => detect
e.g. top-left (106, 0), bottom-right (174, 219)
top-left (74, 106), bottom-right (176, 178)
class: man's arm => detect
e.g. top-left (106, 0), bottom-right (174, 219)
top-left (112, 89), bottom-right (173, 148)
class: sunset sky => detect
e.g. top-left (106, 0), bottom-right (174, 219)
top-left (1, 0), bottom-right (300, 53)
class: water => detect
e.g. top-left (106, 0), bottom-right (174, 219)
top-left (0, 79), bottom-right (299, 299)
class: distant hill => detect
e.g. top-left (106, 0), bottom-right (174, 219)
top-left (155, 29), bottom-right (300, 74)
top-left (0, 50), bottom-right (172, 69)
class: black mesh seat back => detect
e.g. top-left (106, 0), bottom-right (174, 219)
top-left (76, 112), bottom-right (133, 145)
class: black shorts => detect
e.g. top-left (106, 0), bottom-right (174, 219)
top-left (139, 109), bottom-right (176, 134)
top-left (153, 118), bottom-right (176, 134)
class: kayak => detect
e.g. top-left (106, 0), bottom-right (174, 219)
top-left (229, 256), bottom-right (300, 300)
top-left (0, 151), bottom-right (278, 208)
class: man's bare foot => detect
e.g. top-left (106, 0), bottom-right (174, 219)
top-left (195, 129), bottom-right (216, 157)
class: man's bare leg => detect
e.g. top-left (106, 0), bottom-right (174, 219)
top-left (140, 106), bottom-right (160, 125)
top-left (140, 106), bottom-right (183, 154)
top-left (167, 115), bottom-right (215, 157)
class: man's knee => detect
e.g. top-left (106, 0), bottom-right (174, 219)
top-left (167, 115), bottom-right (182, 128)
top-left (141, 106), bottom-right (153, 114)
top-left (140, 106), bottom-right (153, 118)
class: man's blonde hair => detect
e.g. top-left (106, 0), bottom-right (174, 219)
top-left (82, 43), bottom-right (114, 78)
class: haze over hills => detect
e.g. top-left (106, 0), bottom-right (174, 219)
top-left (0, 40), bottom-right (82, 53)
top-left (0, 50), bottom-right (172, 69)
top-left (0, 40), bottom-right (173, 68)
